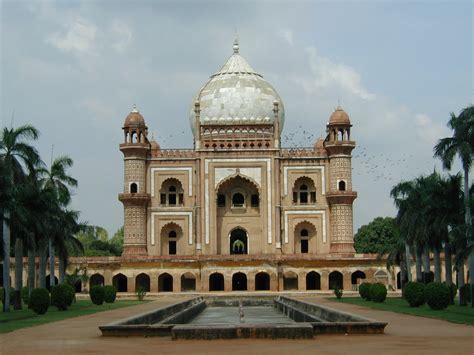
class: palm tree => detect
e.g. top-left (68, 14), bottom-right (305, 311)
top-left (0, 125), bottom-right (40, 312)
top-left (41, 156), bottom-right (78, 288)
top-left (434, 105), bottom-right (473, 306)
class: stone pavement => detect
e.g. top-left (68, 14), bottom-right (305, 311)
top-left (1, 295), bottom-right (473, 355)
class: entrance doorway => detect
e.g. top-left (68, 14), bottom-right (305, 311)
top-left (230, 228), bottom-right (248, 254)
top-left (232, 272), bottom-right (247, 291)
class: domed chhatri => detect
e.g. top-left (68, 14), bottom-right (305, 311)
top-left (328, 106), bottom-right (351, 126)
top-left (124, 105), bottom-right (146, 128)
top-left (189, 38), bottom-right (285, 135)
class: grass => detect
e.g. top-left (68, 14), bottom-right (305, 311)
top-left (333, 297), bottom-right (474, 325)
top-left (0, 299), bottom-right (146, 333)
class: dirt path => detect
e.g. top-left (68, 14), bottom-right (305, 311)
top-left (1, 295), bottom-right (472, 355)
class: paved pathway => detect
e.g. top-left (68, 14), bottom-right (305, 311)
top-left (1, 295), bottom-right (472, 355)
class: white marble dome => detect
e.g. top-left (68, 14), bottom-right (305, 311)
top-left (189, 39), bottom-right (285, 136)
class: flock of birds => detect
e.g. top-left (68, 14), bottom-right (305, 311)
top-left (151, 125), bottom-right (436, 187)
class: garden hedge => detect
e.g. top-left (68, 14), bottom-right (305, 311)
top-left (29, 288), bottom-right (50, 315)
top-left (425, 282), bottom-right (450, 310)
top-left (403, 281), bottom-right (425, 307)
top-left (51, 284), bottom-right (75, 310)
top-left (358, 282), bottom-right (372, 300)
top-left (90, 285), bottom-right (105, 305)
top-left (369, 283), bottom-right (387, 303)
top-left (103, 285), bottom-right (117, 303)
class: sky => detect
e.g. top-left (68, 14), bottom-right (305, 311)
top-left (1, 0), bottom-right (472, 237)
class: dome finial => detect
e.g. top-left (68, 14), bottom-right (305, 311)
top-left (233, 34), bottom-right (239, 54)
top-left (131, 104), bottom-right (138, 113)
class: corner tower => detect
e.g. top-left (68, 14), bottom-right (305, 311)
top-left (324, 107), bottom-right (357, 254)
top-left (119, 106), bottom-right (151, 256)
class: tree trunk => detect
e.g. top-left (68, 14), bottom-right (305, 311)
top-left (462, 165), bottom-right (473, 307)
top-left (444, 240), bottom-right (454, 304)
top-left (27, 243), bottom-right (35, 300)
top-left (458, 266), bottom-right (466, 306)
top-left (422, 244), bottom-right (431, 284)
top-left (48, 237), bottom-right (55, 288)
top-left (59, 256), bottom-right (65, 284)
top-left (400, 255), bottom-right (407, 292)
top-left (415, 246), bottom-right (423, 282)
top-left (14, 238), bottom-right (23, 310)
top-left (38, 241), bottom-right (47, 288)
top-left (2, 210), bottom-right (11, 312)
top-left (405, 242), bottom-right (413, 282)
top-left (433, 246), bottom-right (441, 283)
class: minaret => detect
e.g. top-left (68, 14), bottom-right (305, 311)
top-left (324, 106), bottom-right (357, 254)
top-left (119, 106), bottom-right (151, 256)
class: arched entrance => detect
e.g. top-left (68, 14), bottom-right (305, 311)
top-left (113, 273), bottom-right (128, 292)
top-left (230, 228), bottom-right (248, 255)
top-left (329, 271), bottom-right (343, 290)
top-left (232, 272), bottom-right (247, 291)
top-left (351, 270), bottom-right (366, 290)
top-left (90, 273), bottom-right (104, 289)
top-left (158, 273), bottom-right (173, 292)
top-left (306, 271), bottom-right (321, 290)
top-left (209, 273), bottom-right (224, 291)
top-left (255, 272), bottom-right (270, 291)
top-left (283, 271), bottom-right (298, 290)
top-left (136, 273), bottom-right (150, 292)
top-left (181, 273), bottom-right (196, 291)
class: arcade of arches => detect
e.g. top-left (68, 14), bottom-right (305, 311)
top-left (56, 267), bottom-right (393, 293)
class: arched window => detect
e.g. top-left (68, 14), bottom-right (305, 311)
top-left (300, 229), bottom-right (309, 253)
top-left (232, 192), bottom-right (245, 208)
top-left (169, 230), bottom-right (177, 255)
top-left (130, 183), bottom-right (138, 193)
top-left (292, 178), bottom-right (316, 204)
top-left (338, 180), bottom-right (346, 191)
top-left (160, 179), bottom-right (184, 206)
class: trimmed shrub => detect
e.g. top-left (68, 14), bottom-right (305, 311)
top-left (425, 282), bottom-right (450, 310)
top-left (51, 284), bottom-right (75, 310)
top-left (334, 287), bottom-right (343, 299)
top-left (21, 286), bottom-right (30, 305)
top-left (459, 284), bottom-right (471, 303)
top-left (90, 285), bottom-right (105, 305)
top-left (103, 285), bottom-right (117, 303)
top-left (1, 287), bottom-right (15, 304)
top-left (403, 282), bottom-right (425, 307)
top-left (369, 283), bottom-right (387, 303)
top-left (136, 286), bottom-right (147, 301)
top-left (29, 288), bottom-right (50, 315)
top-left (359, 283), bottom-right (372, 300)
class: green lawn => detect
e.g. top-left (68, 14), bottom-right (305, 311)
top-left (0, 299), bottom-right (146, 333)
top-left (333, 297), bottom-right (474, 325)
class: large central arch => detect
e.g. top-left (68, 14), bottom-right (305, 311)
top-left (230, 228), bottom-right (248, 254)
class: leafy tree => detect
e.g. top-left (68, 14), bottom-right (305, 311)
top-left (354, 217), bottom-right (399, 254)
top-left (0, 125), bottom-right (40, 312)
top-left (434, 105), bottom-right (473, 306)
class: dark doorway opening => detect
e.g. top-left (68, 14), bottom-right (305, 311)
top-left (329, 271), bottom-right (343, 290)
top-left (181, 274), bottom-right (196, 291)
top-left (74, 280), bottom-right (82, 293)
top-left (113, 273), bottom-right (128, 292)
top-left (232, 272), bottom-right (247, 291)
top-left (306, 271), bottom-right (321, 290)
top-left (90, 273), bottom-right (105, 289)
top-left (283, 273), bottom-right (298, 290)
top-left (351, 271), bottom-right (366, 285)
top-left (209, 273), bottom-right (224, 291)
top-left (230, 228), bottom-right (248, 254)
top-left (158, 273), bottom-right (173, 292)
top-left (255, 272), bottom-right (270, 291)
top-left (136, 273), bottom-right (150, 292)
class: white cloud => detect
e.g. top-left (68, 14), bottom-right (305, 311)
top-left (414, 113), bottom-right (449, 145)
top-left (278, 29), bottom-right (293, 46)
top-left (109, 19), bottom-right (133, 53)
top-left (46, 17), bottom-right (97, 56)
top-left (302, 46), bottom-right (375, 101)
